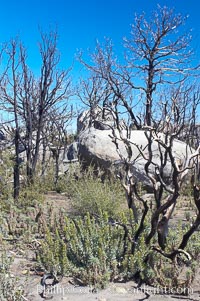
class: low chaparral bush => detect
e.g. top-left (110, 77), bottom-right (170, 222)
top-left (65, 168), bottom-right (127, 218)
top-left (36, 210), bottom-right (200, 291)
top-left (37, 211), bottom-right (142, 288)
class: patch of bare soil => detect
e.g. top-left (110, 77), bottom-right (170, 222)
top-left (10, 251), bottom-right (200, 301)
top-left (44, 191), bottom-right (73, 213)
top-left (8, 192), bottom-right (200, 301)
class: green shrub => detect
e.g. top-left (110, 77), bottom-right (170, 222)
top-left (37, 211), bottom-right (150, 288)
top-left (36, 210), bottom-right (200, 291)
top-left (0, 150), bottom-right (14, 200)
top-left (0, 252), bottom-right (25, 301)
top-left (65, 168), bottom-right (127, 217)
top-left (18, 184), bottom-right (45, 208)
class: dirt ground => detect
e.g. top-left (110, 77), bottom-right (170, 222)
top-left (10, 254), bottom-right (200, 301)
top-left (7, 192), bottom-right (200, 301)
top-left (15, 267), bottom-right (200, 301)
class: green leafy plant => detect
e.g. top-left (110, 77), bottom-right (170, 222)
top-left (37, 211), bottom-right (150, 288)
top-left (36, 209), bottom-right (200, 291)
top-left (0, 252), bottom-right (25, 301)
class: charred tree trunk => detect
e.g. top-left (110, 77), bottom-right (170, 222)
top-left (32, 113), bottom-right (43, 176)
top-left (13, 128), bottom-right (20, 199)
top-left (54, 152), bottom-right (60, 187)
top-left (41, 137), bottom-right (48, 177)
top-left (26, 149), bottom-right (33, 184)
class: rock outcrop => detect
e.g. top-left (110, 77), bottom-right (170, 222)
top-left (77, 108), bottom-right (115, 134)
top-left (78, 128), bottom-right (193, 188)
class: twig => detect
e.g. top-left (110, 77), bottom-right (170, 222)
top-left (22, 295), bottom-right (30, 301)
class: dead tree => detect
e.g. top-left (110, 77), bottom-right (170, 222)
top-left (102, 84), bottom-right (200, 262)
top-left (30, 31), bottom-right (71, 180)
top-left (0, 40), bottom-right (23, 199)
top-left (80, 6), bottom-right (198, 129)
top-left (0, 31), bottom-right (72, 197)
top-left (123, 5), bottom-right (198, 126)
top-left (76, 75), bottom-right (113, 129)
top-left (47, 107), bottom-right (73, 186)
top-left (79, 5), bottom-right (200, 279)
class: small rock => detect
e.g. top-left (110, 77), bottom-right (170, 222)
top-left (114, 287), bottom-right (127, 294)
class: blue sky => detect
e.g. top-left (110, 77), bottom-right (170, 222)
top-left (0, 0), bottom-right (199, 79)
